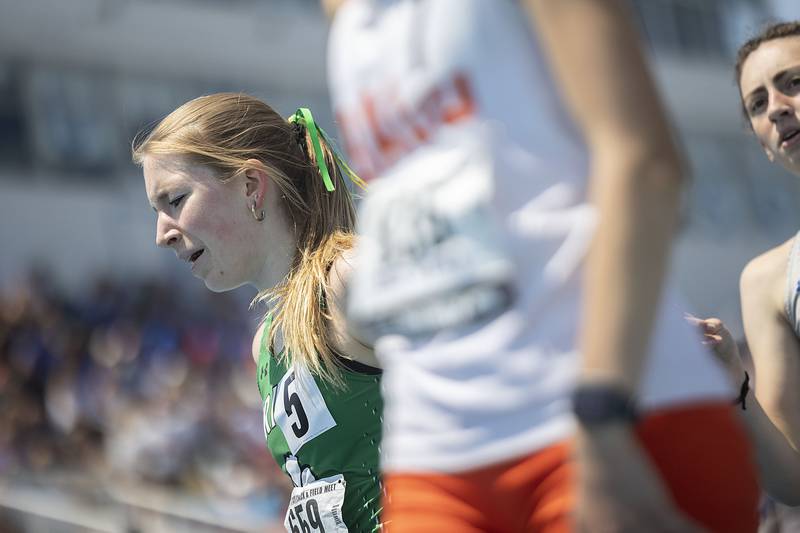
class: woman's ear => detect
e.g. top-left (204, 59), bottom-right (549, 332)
top-left (243, 159), bottom-right (269, 208)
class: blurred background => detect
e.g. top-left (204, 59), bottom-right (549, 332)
top-left (0, 0), bottom-right (799, 531)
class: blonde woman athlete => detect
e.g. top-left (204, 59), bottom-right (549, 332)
top-left (691, 21), bottom-right (800, 507)
top-left (325, 0), bottom-right (759, 531)
top-left (134, 94), bottom-right (382, 533)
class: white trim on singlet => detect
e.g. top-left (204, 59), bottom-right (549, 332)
top-left (784, 230), bottom-right (800, 336)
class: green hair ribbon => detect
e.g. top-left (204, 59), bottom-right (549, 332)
top-left (288, 107), bottom-right (367, 192)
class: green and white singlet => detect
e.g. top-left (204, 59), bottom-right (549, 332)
top-left (256, 321), bottom-right (383, 533)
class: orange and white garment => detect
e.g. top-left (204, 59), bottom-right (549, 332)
top-left (327, 0), bottom-right (731, 474)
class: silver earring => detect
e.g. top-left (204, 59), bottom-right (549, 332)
top-left (250, 202), bottom-right (265, 221)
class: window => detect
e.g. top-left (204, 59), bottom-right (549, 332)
top-left (27, 68), bottom-right (120, 175)
top-left (0, 65), bottom-right (30, 168)
top-left (629, 0), bottom-right (755, 58)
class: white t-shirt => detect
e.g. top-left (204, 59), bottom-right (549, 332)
top-left (328, 0), bottom-right (731, 473)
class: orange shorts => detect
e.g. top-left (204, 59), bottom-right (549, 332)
top-left (382, 402), bottom-right (759, 533)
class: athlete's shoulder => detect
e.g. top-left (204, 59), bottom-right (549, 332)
top-left (328, 246), bottom-right (357, 295)
top-left (741, 236), bottom-right (795, 312)
top-left (327, 245), bottom-right (381, 369)
top-left (742, 237), bottom-right (793, 284)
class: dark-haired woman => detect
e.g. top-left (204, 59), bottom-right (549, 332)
top-left (692, 22), bottom-right (800, 506)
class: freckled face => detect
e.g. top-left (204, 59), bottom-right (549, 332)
top-left (740, 36), bottom-right (800, 175)
top-left (142, 154), bottom-right (262, 292)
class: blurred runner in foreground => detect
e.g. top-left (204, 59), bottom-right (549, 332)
top-left (324, 0), bottom-right (759, 531)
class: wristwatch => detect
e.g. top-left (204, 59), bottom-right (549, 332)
top-left (571, 384), bottom-right (640, 427)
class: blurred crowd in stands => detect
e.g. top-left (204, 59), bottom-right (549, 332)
top-left (4, 267), bottom-right (798, 532)
top-left (0, 268), bottom-right (291, 526)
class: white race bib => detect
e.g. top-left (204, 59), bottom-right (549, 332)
top-left (268, 366), bottom-right (337, 455)
top-left (348, 126), bottom-right (515, 340)
top-left (284, 475), bottom-right (348, 533)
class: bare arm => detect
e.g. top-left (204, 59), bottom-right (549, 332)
top-left (522, 2), bottom-right (703, 530)
top-left (320, 0), bottom-right (347, 19)
top-left (738, 394), bottom-right (800, 505)
top-left (523, 0), bottom-right (682, 392)
top-left (740, 249), bottom-right (800, 504)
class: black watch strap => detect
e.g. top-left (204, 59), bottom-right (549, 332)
top-left (572, 384), bottom-right (639, 427)
top-left (733, 371), bottom-right (750, 410)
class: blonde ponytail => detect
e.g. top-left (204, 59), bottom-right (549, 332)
top-left (257, 128), bottom-right (358, 387)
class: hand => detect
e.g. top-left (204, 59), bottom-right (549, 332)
top-left (685, 314), bottom-right (747, 383)
top-left (576, 423), bottom-right (707, 533)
